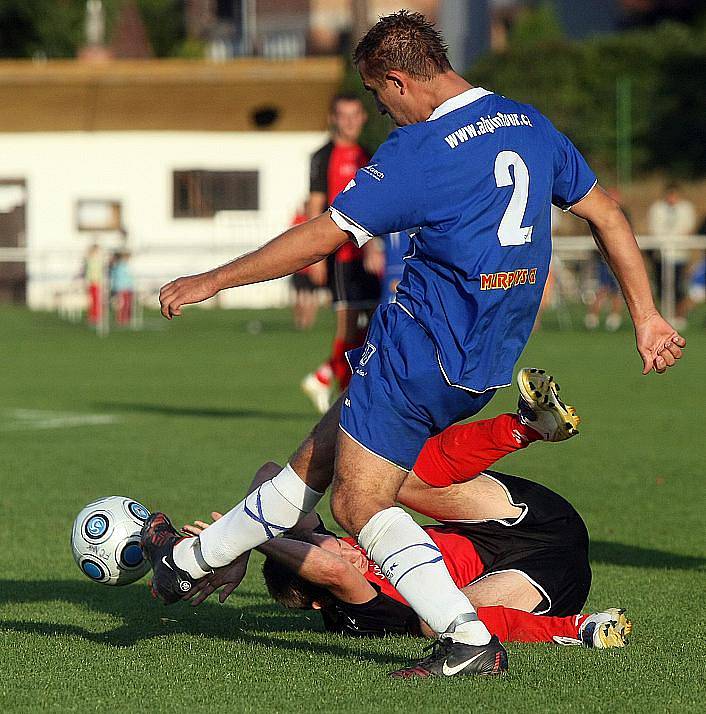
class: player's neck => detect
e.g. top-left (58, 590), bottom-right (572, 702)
top-left (426, 73), bottom-right (475, 119)
top-left (332, 135), bottom-right (359, 148)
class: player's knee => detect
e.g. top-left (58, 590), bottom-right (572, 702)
top-left (329, 486), bottom-right (355, 534)
top-left (330, 483), bottom-right (391, 536)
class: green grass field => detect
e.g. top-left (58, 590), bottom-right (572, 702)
top-left (1, 305), bottom-right (704, 712)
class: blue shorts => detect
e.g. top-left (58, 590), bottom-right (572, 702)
top-left (340, 303), bottom-right (496, 471)
top-left (596, 256), bottom-right (620, 291)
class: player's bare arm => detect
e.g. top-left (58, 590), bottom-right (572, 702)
top-left (259, 537), bottom-right (376, 604)
top-left (159, 213), bottom-right (350, 319)
top-left (184, 515), bottom-right (375, 605)
top-left (304, 191), bottom-right (329, 286)
top-left (570, 185), bottom-right (686, 374)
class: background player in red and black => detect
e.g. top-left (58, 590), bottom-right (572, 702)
top-left (301, 93), bottom-right (381, 413)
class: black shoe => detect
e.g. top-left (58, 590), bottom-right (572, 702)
top-left (390, 635), bottom-right (508, 679)
top-left (140, 512), bottom-right (197, 604)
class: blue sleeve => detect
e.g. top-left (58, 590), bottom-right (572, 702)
top-left (550, 129), bottom-right (597, 210)
top-left (330, 129), bottom-right (427, 244)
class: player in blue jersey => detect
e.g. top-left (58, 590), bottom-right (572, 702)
top-left (381, 231), bottom-right (410, 302)
top-left (149, 12), bottom-right (685, 678)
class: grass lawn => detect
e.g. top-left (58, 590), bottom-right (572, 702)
top-left (1, 305), bottom-right (704, 712)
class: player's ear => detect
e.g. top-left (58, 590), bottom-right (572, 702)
top-left (311, 601), bottom-right (322, 610)
top-left (387, 70), bottom-right (406, 93)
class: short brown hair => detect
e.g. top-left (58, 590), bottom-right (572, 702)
top-left (354, 10), bottom-right (452, 83)
top-left (330, 92), bottom-right (364, 113)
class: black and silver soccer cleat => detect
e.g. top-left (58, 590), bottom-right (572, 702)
top-left (140, 512), bottom-right (197, 604)
top-left (390, 635), bottom-right (508, 679)
top-left (517, 367), bottom-right (580, 442)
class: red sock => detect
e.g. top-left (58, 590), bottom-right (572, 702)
top-left (477, 606), bottom-right (588, 644)
top-left (331, 338), bottom-right (362, 391)
top-left (413, 414), bottom-right (540, 487)
top-left (314, 362), bottom-right (333, 387)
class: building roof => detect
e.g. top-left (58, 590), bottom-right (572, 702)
top-left (0, 58), bottom-right (343, 132)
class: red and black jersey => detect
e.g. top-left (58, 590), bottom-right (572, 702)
top-left (321, 472), bottom-right (591, 637)
top-left (341, 527), bottom-right (485, 606)
top-left (310, 141), bottom-right (370, 263)
top-left (322, 528), bottom-right (483, 638)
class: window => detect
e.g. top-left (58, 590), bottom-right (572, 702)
top-left (173, 170), bottom-right (259, 218)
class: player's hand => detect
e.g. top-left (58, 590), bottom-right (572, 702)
top-left (182, 511), bottom-right (223, 537)
top-left (635, 312), bottom-right (686, 374)
top-left (159, 271), bottom-right (220, 319)
top-left (185, 553), bottom-right (250, 606)
top-left (362, 240), bottom-right (385, 278)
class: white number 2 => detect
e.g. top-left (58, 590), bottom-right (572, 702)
top-left (494, 151), bottom-right (533, 246)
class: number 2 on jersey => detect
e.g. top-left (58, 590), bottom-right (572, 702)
top-left (494, 151), bottom-right (534, 246)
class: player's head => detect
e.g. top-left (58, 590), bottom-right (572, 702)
top-left (329, 93), bottom-right (367, 144)
top-left (262, 533), bottom-right (367, 609)
top-left (354, 11), bottom-right (453, 126)
top-left (665, 182), bottom-right (681, 204)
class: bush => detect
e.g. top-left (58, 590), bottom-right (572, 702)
top-left (467, 19), bottom-right (706, 179)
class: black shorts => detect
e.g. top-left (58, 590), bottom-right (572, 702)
top-left (291, 272), bottom-right (317, 293)
top-left (328, 256), bottom-right (380, 311)
top-left (443, 471), bottom-right (591, 617)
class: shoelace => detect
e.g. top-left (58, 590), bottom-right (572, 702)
top-left (416, 637), bottom-right (455, 667)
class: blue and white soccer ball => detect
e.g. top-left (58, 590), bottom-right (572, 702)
top-left (71, 496), bottom-right (151, 586)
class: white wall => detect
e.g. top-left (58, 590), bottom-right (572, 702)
top-left (0, 130), bottom-right (327, 309)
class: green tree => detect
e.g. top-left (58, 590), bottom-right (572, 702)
top-left (0, 0), bottom-right (84, 58)
top-left (467, 14), bottom-right (706, 179)
top-left (0, 0), bottom-right (185, 59)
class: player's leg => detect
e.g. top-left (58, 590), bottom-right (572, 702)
top-left (142, 397), bottom-right (343, 603)
top-left (335, 306), bottom-right (508, 676)
top-left (331, 431), bottom-right (504, 669)
top-left (401, 368), bottom-right (580, 516)
top-left (463, 571), bottom-right (543, 611)
top-left (329, 306), bottom-right (361, 390)
top-left (473, 606), bottom-right (632, 648)
top-left (411, 413), bottom-right (539, 489)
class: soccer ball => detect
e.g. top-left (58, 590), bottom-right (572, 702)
top-left (71, 496), bottom-right (151, 586)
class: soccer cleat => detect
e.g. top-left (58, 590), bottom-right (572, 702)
top-left (140, 512), bottom-right (198, 604)
top-left (605, 313), bottom-right (623, 332)
top-left (517, 367), bottom-right (580, 442)
top-left (579, 608), bottom-right (632, 649)
top-left (301, 372), bottom-right (332, 414)
top-left (390, 635), bottom-right (508, 679)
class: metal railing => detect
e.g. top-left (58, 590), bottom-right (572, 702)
top-left (1, 235), bottom-right (704, 324)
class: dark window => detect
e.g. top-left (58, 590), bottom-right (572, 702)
top-left (216, 0), bottom-right (236, 20)
top-left (173, 170), bottom-right (259, 217)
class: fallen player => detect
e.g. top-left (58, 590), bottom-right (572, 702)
top-left (180, 370), bottom-right (631, 667)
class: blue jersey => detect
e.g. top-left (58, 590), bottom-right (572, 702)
top-left (331, 87), bottom-right (596, 392)
top-left (382, 231), bottom-right (410, 302)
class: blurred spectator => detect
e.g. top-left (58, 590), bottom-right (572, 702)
top-left (83, 243), bottom-right (104, 326)
top-left (109, 251), bottom-right (134, 326)
top-left (585, 188), bottom-right (627, 331)
top-left (290, 201), bottom-right (325, 330)
top-left (301, 93), bottom-right (379, 414)
top-left (647, 183), bottom-right (697, 306)
top-left (675, 257), bottom-right (706, 327)
top-left (363, 231), bottom-right (411, 304)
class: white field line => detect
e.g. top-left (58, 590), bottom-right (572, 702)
top-left (1, 409), bottom-right (120, 431)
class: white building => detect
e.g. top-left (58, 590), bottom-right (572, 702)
top-left (0, 58), bottom-right (341, 309)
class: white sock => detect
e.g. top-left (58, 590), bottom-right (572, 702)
top-left (176, 464), bottom-right (323, 575)
top-left (358, 507), bottom-right (491, 645)
top-left (173, 536), bottom-right (212, 579)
